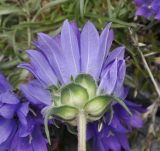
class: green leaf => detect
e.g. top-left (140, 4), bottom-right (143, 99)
top-left (75, 74), bottom-right (96, 99)
top-left (80, 0), bottom-right (84, 17)
top-left (107, 0), bottom-right (114, 18)
top-left (32, 0), bottom-right (68, 21)
top-left (0, 6), bottom-right (24, 16)
top-left (84, 96), bottom-right (112, 117)
top-left (0, 60), bottom-right (20, 69)
top-left (61, 83), bottom-right (89, 108)
top-left (30, 0), bottom-right (41, 12)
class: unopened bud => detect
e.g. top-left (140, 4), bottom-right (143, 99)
top-left (75, 74), bottom-right (96, 99)
top-left (51, 105), bottom-right (78, 121)
top-left (84, 96), bottom-right (112, 119)
top-left (61, 83), bottom-right (89, 109)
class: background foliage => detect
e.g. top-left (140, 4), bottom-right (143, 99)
top-left (0, 0), bottom-right (160, 150)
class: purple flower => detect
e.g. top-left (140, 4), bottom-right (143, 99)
top-left (19, 20), bottom-right (118, 94)
top-left (10, 111), bottom-right (48, 151)
top-left (87, 101), bottom-right (145, 151)
top-left (0, 72), bottom-right (19, 119)
top-left (20, 80), bottom-right (52, 107)
top-left (134, 0), bottom-right (160, 20)
top-left (19, 20), bottom-right (144, 150)
top-left (0, 72), bottom-right (48, 151)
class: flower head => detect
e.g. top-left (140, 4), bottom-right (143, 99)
top-left (19, 20), bottom-right (114, 87)
top-left (19, 20), bottom-right (144, 150)
top-left (19, 19), bottom-right (131, 121)
top-left (134, 0), bottom-right (160, 20)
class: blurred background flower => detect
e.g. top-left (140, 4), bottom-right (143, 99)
top-left (0, 72), bottom-right (48, 151)
top-left (134, 0), bottom-right (160, 20)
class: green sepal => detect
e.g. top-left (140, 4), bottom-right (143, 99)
top-left (47, 85), bottom-right (59, 95)
top-left (84, 96), bottom-right (112, 117)
top-left (53, 95), bottom-right (61, 106)
top-left (67, 119), bottom-right (77, 126)
top-left (51, 105), bottom-right (79, 121)
top-left (47, 85), bottom-right (61, 106)
top-left (108, 106), bottom-right (114, 125)
top-left (111, 96), bottom-right (132, 116)
top-left (44, 107), bottom-right (54, 145)
top-left (61, 83), bottom-right (89, 109)
top-left (87, 115), bottom-right (102, 122)
top-left (66, 124), bottom-right (77, 135)
top-left (53, 120), bottom-right (60, 128)
top-left (75, 74), bottom-right (96, 99)
top-left (44, 106), bottom-right (78, 144)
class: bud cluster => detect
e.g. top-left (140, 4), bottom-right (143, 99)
top-left (44, 74), bottom-right (131, 143)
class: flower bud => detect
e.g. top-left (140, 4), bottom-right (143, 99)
top-left (75, 74), bottom-right (96, 99)
top-left (84, 96), bottom-right (112, 119)
top-left (50, 105), bottom-right (78, 121)
top-left (61, 83), bottom-right (89, 109)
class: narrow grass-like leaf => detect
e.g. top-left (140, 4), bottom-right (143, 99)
top-left (0, 6), bottom-right (24, 16)
top-left (80, 0), bottom-right (84, 17)
top-left (32, 0), bottom-right (68, 21)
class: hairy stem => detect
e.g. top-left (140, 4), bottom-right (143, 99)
top-left (137, 46), bottom-right (160, 98)
top-left (78, 110), bottom-right (86, 151)
top-left (129, 28), bottom-right (160, 98)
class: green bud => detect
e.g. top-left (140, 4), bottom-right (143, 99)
top-left (51, 105), bottom-right (79, 121)
top-left (75, 74), bottom-right (96, 99)
top-left (84, 96), bottom-right (112, 118)
top-left (61, 83), bottom-right (89, 109)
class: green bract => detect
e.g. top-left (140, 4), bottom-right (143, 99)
top-left (44, 74), bottom-right (132, 143)
top-left (50, 105), bottom-right (79, 121)
top-left (61, 83), bottom-right (89, 108)
top-left (75, 74), bottom-right (96, 99)
top-left (84, 96), bottom-right (112, 118)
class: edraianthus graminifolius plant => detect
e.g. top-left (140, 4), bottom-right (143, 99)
top-left (133, 0), bottom-right (160, 20)
top-left (0, 72), bottom-right (49, 151)
top-left (19, 73), bottom-right (144, 151)
top-left (19, 20), bottom-right (144, 151)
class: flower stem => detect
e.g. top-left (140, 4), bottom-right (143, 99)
top-left (78, 110), bottom-right (86, 151)
top-left (137, 46), bottom-right (160, 98)
top-left (129, 28), bottom-right (160, 99)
